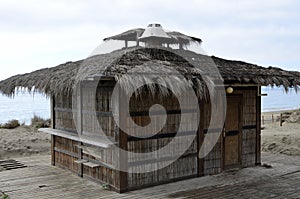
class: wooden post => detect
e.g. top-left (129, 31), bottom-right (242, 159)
top-left (280, 113), bottom-right (283, 126)
top-left (78, 82), bottom-right (83, 135)
top-left (119, 88), bottom-right (128, 193)
top-left (51, 135), bottom-right (55, 166)
top-left (125, 40), bottom-right (128, 48)
top-left (262, 116), bottom-right (264, 125)
top-left (272, 114), bottom-right (274, 123)
top-left (197, 102), bottom-right (205, 176)
top-left (50, 95), bottom-right (56, 166)
top-left (179, 43), bottom-right (183, 50)
top-left (78, 143), bottom-right (83, 177)
top-left (255, 86), bottom-right (261, 165)
top-left (77, 82), bottom-right (83, 177)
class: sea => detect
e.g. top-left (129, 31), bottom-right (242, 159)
top-left (0, 86), bottom-right (300, 125)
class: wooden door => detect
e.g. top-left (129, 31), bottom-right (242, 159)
top-left (223, 96), bottom-right (242, 170)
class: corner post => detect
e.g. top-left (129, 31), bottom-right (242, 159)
top-left (50, 95), bottom-right (56, 166)
top-left (77, 81), bottom-right (84, 177)
top-left (256, 86), bottom-right (261, 165)
top-left (197, 101), bottom-right (205, 176)
top-left (118, 88), bottom-right (128, 192)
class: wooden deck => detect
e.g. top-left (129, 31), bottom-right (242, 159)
top-left (0, 152), bottom-right (299, 199)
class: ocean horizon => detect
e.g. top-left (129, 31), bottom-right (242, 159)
top-left (0, 86), bottom-right (299, 125)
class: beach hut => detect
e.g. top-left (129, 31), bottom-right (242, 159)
top-left (0, 24), bottom-right (300, 193)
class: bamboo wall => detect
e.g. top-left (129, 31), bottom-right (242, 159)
top-left (126, 92), bottom-right (198, 189)
top-left (234, 88), bottom-right (259, 167)
top-left (54, 94), bottom-right (76, 132)
top-left (53, 81), bottom-right (121, 191)
top-left (202, 99), bottom-right (223, 175)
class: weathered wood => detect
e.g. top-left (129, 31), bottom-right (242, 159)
top-left (50, 95), bottom-right (56, 166)
top-left (197, 102), bottom-right (204, 176)
top-left (39, 128), bottom-right (115, 148)
top-left (223, 95), bottom-right (242, 170)
top-left (280, 113), bottom-right (283, 126)
top-left (119, 89), bottom-right (128, 193)
top-left (49, 83), bottom-right (262, 192)
top-left (51, 135), bottom-right (55, 166)
top-left (50, 95), bottom-right (55, 129)
top-left (1, 153), bottom-right (298, 198)
top-left (77, 142), bottom-right (83, 177)
top-left (256, 86), bottom-right (261, 165)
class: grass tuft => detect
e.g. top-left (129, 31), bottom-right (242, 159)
top-left (31, 114), bottom-right (51, 129)
top-left (0, 119), bottom-right (20, 129)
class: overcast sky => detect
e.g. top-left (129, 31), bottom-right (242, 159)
top-left (0, 0), bottom-right (299, 81)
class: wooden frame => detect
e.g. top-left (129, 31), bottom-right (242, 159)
top-left (222, 94), bottom-right (243, 170)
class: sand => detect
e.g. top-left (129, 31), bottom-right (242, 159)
top-left (0, 111), bottom-right (299, 160)
top-left (262, 111), bottom-right (300, 156)
top-left (0, 126), bottom-right (50, 160)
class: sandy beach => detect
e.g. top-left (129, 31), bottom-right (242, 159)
top-left (0, 110), bottom-right (299, 160)
top-left (261, 110), bottom-right (300, 156)
top-left (0, 126), bottom-right (50, 160)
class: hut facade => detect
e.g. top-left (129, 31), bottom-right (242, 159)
top-left (1, 24), bottom-right (300, 193)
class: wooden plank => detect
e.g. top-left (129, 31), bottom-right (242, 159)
top-left (74, 160), bottom-right (88, 164)
top-left (0, 153), bottom-right (299, 198)
top-left (127, 130), bottom-right (195, 141)
top-left (82, 162), bottom-right (101, 168)
top-left (129, 109), bottom-right (197, 116)
top-left (54, 147), bottom-right (78, 158)
top-left (128, 152), bottom-right (198, 167)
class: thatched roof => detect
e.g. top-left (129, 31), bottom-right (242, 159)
top-left (104, 28), bottom-right (202, 46)
top-left (0, 47), bottom-right (299, 97)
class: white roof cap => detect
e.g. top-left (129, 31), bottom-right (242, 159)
top-left (139, 24), bottom-right (171, 41)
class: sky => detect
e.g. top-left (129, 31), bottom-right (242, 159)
top-left (0, 0), bottom-right (299, 81)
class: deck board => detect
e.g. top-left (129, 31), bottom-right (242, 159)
top-left (0, 152), bottom-right (299, 199)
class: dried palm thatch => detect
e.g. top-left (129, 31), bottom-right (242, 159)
top-left (0, 47), bottom-right (299, 98)
top-left (104, 28), bottom-right (202, 46)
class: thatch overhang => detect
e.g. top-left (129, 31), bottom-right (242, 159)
top-left (0, 47), bottom-right (299, 98)
top-left (103, 28), bottom-right (202, 46)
